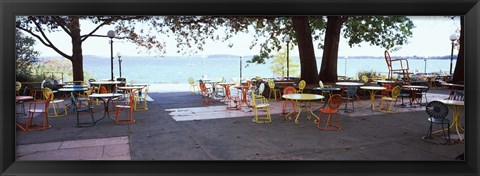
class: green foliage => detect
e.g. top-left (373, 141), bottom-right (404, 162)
top-left (31, 58), bottom-right (96, 82)
top-left (357, 70), bottom-right (380, 80)
top-left (342, 16), bottom-right (415, 51)
top-left (16, 30), bottom-right (40, 82)
top-left (269, 48), bottom-right (300, 78)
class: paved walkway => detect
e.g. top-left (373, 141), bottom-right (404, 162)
top-left (15, 88), bottom-right (464, 160)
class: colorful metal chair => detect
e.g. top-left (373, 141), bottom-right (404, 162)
top-left (188, 77), bottom-right (199, 94)
top-left (422, 101), bottom-right (451, 144)
top-left (70, 92), bottom-right (96, 127)
top-left (16, 81), bottom-right (22, 96)
top-left (250, 88), bottom-right (271, 123)
top-left (379, 86), bottom-right (401, 112)
top-left (134, 84), bottom-right (150, 111)
top-left (224, 85), bottom-right (241, 110)
top-left (33, 80), bottom-right (46, 100)
top-left (43, 87), bottom-right (67, 117)
top-left (268, 80), bottom-right (281, 100)
top-left (281, 86), bottom-right (297, 116)
top-left (199, 81), bottom-right (214, 104)
top-left (115, 90), bottom-right (137, 125)
top-left (297, 80), bottom-right (306, 93)
top-left (317, 94), bottom-right (343, 130)
top-left (21, 93), bottom-right (53, 131)
top-left (342, 86), bottom-right (357, 112)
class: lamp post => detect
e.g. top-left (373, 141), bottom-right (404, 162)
top-left (117, 52), bottom-right (122, 78)
top-left (449, 33), bottom-right (458, 76)
top-left (344, 56), bottom-right (348, 78)
top-left (284, 35), bottom-right (291, 80)
top-left (239, 56), bottom-right (243, 83)
top-left (424, 57), bottom-right (427, 75)
top-left (107, 30), bottom-right (115, 81)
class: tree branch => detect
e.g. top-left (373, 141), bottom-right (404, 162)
top-left (51, 16), bottom-right (72, 36)
top-left (25, 20), bottom-right (72, 59)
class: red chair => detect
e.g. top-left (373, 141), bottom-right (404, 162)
top-left (199, 81), bottom-right (214, 104)
top-left (19, 93), bottom-right (53, 131)
top-left (281, 86), bottom-right (297, 116)
top-left (224, 85), bottom-right (241, 109)
top-left (317, 94), bottom-right (343, 130)
top-left (115, 90), bottom-right (136, 124)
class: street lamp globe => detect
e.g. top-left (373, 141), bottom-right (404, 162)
top-left (107, 30), bottom-right (115, 38)
top-left (449, 33), bottom-right (458, 41)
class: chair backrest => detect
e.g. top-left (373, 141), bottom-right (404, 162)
top-left (244, 80), bottom-right (251, 87)
top-left (250, 89), bottom-right (257, 107)
top-left (384, 50), bottom-right (392, 67)
top-left (43, 87), bottom-right (54, 101)
top-left (258, 83), bottom-right (265, 95)
top-left (425, 101), bottom-right (449, 121)
top-left (418, 81), bottom-right (430, 92)
top-left (390, 86), bottom-right (402, 99)
top-left (70, 91), bottom-right (80, 109)
top-left (328, 94), bottom-right (343, 110)
top-left (383, 84), bottom-right (392, 91)
top-left (16, 81), bottom-right (22, 92)
top-left (283, 86), bottom-right (297, 95)
top-left (298, 80), bottom-right (306, 93)
top-left (319, 80), bottom-right (324, 88)
top-left (381, 75), bottom-right (387, 80)
top-left (40, 80), bottom-right (47, 88)
top-left (346, 86), bottom-right (357, 97)
top-left (199, 81), bottom-right (207, 93)
top-left (100, 86), bottom-right (108, 94)
top-left (453, 90), bottom-right (464, 101)
top-left (361, 75), bottom-right (369, 83)
top-left (268, 80), bottom-right (275, 89)
top-left (128, 90), bottom-right (136, 107)
top-left (142, 85), bottom-right (150, 98)
top-left (188, 77), bottom-right (195, 85)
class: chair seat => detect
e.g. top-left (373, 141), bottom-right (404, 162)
top-left (51, 99), bottom-right (64, 103)
top-left (428, 117), bottom-right (450, 124)
top-left (382, 97), bottom-right (396, 101)
top-left (28, 109), bottom-right (46, 113)
top-left (254, 103), bottom-right (269, 108)
top-left (116, 105), bottom-right (131, 108)
top-left (320, 107), bottom-right (338, 114)
top-left (77, 106), bottom-right (94, 112)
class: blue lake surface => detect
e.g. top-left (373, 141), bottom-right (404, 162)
top-left (83, 56), bottom-right (456, 84)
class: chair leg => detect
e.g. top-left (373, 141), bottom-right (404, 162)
top-left (115, 108), bottom-right (120, 124)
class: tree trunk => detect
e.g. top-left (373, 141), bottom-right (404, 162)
top-left (292, 16), bottom-right (319, 84)
top-left (70, 17), bottom-right (85, 81)
top-left (452, 16), bottom-right (464, 83)
top-left (319, 16), bottom-right (344, 84)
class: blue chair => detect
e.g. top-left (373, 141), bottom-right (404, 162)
top-left (70, 92), bottom-right (96, 127)
top-left (342, 86), bottom-right (357, 112)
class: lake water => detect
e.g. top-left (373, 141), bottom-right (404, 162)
top-left (83, 56), bottom-right (456, 84)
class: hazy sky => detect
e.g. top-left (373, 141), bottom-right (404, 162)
top-left (31, 16), bottom-right (461, 58)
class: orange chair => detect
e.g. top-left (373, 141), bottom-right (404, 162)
top-left (224, 85), bottom-right (241, 110)
top-left (385, 50), bottom-right (410, 84)
top-left (317, 94), bottom-right (343, 130)
top-left (281, 86), bottom-right (297, 116)
top-left (115, 90), bottom-right (136, 125)
top-left (199, 81), bottom-right (214, 104)
top-left (19, 93), bottom-right (53, 131)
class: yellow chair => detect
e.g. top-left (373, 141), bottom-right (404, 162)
top-left (134, 84), bottom-right (150, 111)
top-left (43, 88), bottom-right (67, 117)
top-left (361, 75), bottom-right (369, 83)
top-left (16, 81), bottom-right (22, 96)
top-left (268, 80), bottom-right (281, 100)
top-left (297, 80), bottom-right (306, 93)
top-left (188, 77), bottom-right (199, 94)
top-left (381, 75), bottom-right (387, 80)
top-left (250, 89), bottom-right (271, 123)
top-left (379, 86), bottom-right (401, 112)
